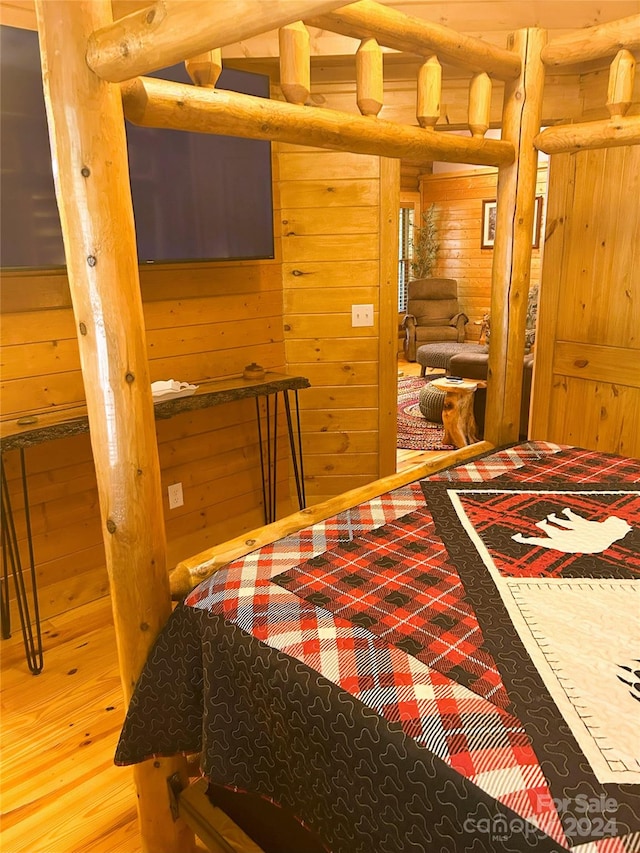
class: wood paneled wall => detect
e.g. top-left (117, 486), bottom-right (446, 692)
top-left (2, 141), bottom-right (398, 619)
top-left (531, 146), bottom-right (640, 457)
top-left (419, 166), bottom-right (548, 340)
top-left (1, 253), bottom-right (290, 619)
top-left (280, 145), bottom-right (398, 505)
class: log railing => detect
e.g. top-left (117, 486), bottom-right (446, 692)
top-left (115, 1), bottom-right (522, 166)
top-left (121, 75), bottom-right (514, 167)
top-left (536, 17), bottom-right (640, 154)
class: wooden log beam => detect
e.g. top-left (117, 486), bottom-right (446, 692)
top-left (34, 2), bottom-right (194, 851)
top-left (185, 49), bottom-right (222, 88)
top-left (86, 0), bottom-right (347, 83)
top-left (279, 22), bottom-right (311, 106)
top-left (306, 0), bottom-right (521, 81)
top-left (485, 28), bottom-right (547, 447)
top-left (607, 49), bottom-right (636, 117)
top-left (541, 14), bottom-right (640, 68)
top-left (356, 37), bottom-right (383, 117)
top-left (169, 441), bottom-right (495, 597)
top-left (534, 114), bottom-right (640, 154)
top-left (416, 55), bottom-right (441, 129)
top-left (377, 157), bottom-right (400, 478)
top-left (121, 76), bottom-right (515, 167)
top-left (468, 72), bottom-right (492, 138)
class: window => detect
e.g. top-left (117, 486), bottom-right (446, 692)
top-left (398, 204), bottom-right (415, 312)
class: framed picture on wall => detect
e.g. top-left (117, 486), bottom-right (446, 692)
top-left (481, 200), bottom-right (498, 248)
top-left (481, 196), bottom-right (544, 249)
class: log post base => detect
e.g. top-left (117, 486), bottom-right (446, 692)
top-left (431, 378), bottom-right (479, 447)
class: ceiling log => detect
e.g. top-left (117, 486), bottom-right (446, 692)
top-left (86, 0), bottom-right (347, 82)
top-left (121, 74), bottom-right (515, 167)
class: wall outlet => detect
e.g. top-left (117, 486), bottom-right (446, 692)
top-left (167, 482), bottom-right (184, 510)
top-left (352, 304), bottom-right (374, 327)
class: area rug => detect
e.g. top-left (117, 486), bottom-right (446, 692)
top-left (397, 375), bottom-right (453, 451)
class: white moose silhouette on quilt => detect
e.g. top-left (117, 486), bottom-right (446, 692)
top-left (512, 508), bottom-right (631, 554)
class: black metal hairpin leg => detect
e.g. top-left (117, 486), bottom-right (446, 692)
top-left (294, 391), bottom-right (306, 509)
top-left (0, 450), bottom-right (44, 674)
top-left (256, 394), bottom-right (278, 525)
top-left (255, 397), bottom-right (269, 525)
top-left (1, 528), bottom-right (11, 640)
top-left (265, 394), bottom-right (273, 524)
top-left (284, 390), bottom-right (306, 511)
top-left (256, 389), bottom-right (306, 524)
top-left (271, 393), bottom-right (278, 524)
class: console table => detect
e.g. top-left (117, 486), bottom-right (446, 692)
top-left (1, 372), bottom-right (310, 673)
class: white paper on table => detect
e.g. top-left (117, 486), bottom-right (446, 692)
top-left (151, 380), bottom-right (199, 401)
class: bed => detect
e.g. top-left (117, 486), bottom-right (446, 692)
top-left (32, 2), bottom-right (640, 848)
top-left (115, 441), bottom-right (640, 853)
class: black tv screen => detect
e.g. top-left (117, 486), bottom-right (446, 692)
top-left (0, 25), bottom-right (274, 269)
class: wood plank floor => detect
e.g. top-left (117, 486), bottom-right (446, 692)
top-left (1, 597), bottom-right (145, 853)
top-left (1, 359), bottom-right (446, 852)
top-left (0, 596), bottom-right (235, 852)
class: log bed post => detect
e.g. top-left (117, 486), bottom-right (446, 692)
top-left (34, 2), bottom-right (194, 851)
top-left (484, 28), bottom-right (547, 446)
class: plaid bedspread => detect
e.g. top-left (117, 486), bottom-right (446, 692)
top-left (116, 442), bottom-right (640, 853)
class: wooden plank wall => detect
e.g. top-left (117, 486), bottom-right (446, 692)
top-left (1, 249), bottom-right (289, 619)
top-left (0, 0), bottom-right (296, 621)
top-left (419, 165), bottom-right (548, 340)
top-left (530, 145), bottom-right (640, 457)
top-left (280, 145), bottom-right (393, 505)
top-left (2, 142), bottom-right (397, 619)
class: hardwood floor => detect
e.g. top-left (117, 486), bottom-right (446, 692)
top-left (0, 597), bottom-right (144, 853)
top-left (0, 595), bottom-right (240, 853)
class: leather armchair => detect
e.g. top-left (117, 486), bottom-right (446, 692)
top-left (402, 278), bottom-right (468, 362)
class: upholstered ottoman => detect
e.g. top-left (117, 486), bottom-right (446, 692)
top-left (418, 381), bottom-right (445, 423)
top-left (416, 342), bottom-right (488, 376)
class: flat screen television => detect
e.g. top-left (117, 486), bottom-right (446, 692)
top-left (0, 25), bottom-right (275, 269)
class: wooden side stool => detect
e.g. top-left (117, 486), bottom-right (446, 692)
top-left (430, 377), bottom-right (479, 447)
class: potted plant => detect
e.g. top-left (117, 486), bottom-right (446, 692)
top-left (410, 204), bottom-right (438, 279)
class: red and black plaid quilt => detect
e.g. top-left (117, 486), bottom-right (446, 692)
top-left (116, 442), bottom-right (640, 853)
top-left (273, 507), bottom-right (512, 709)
